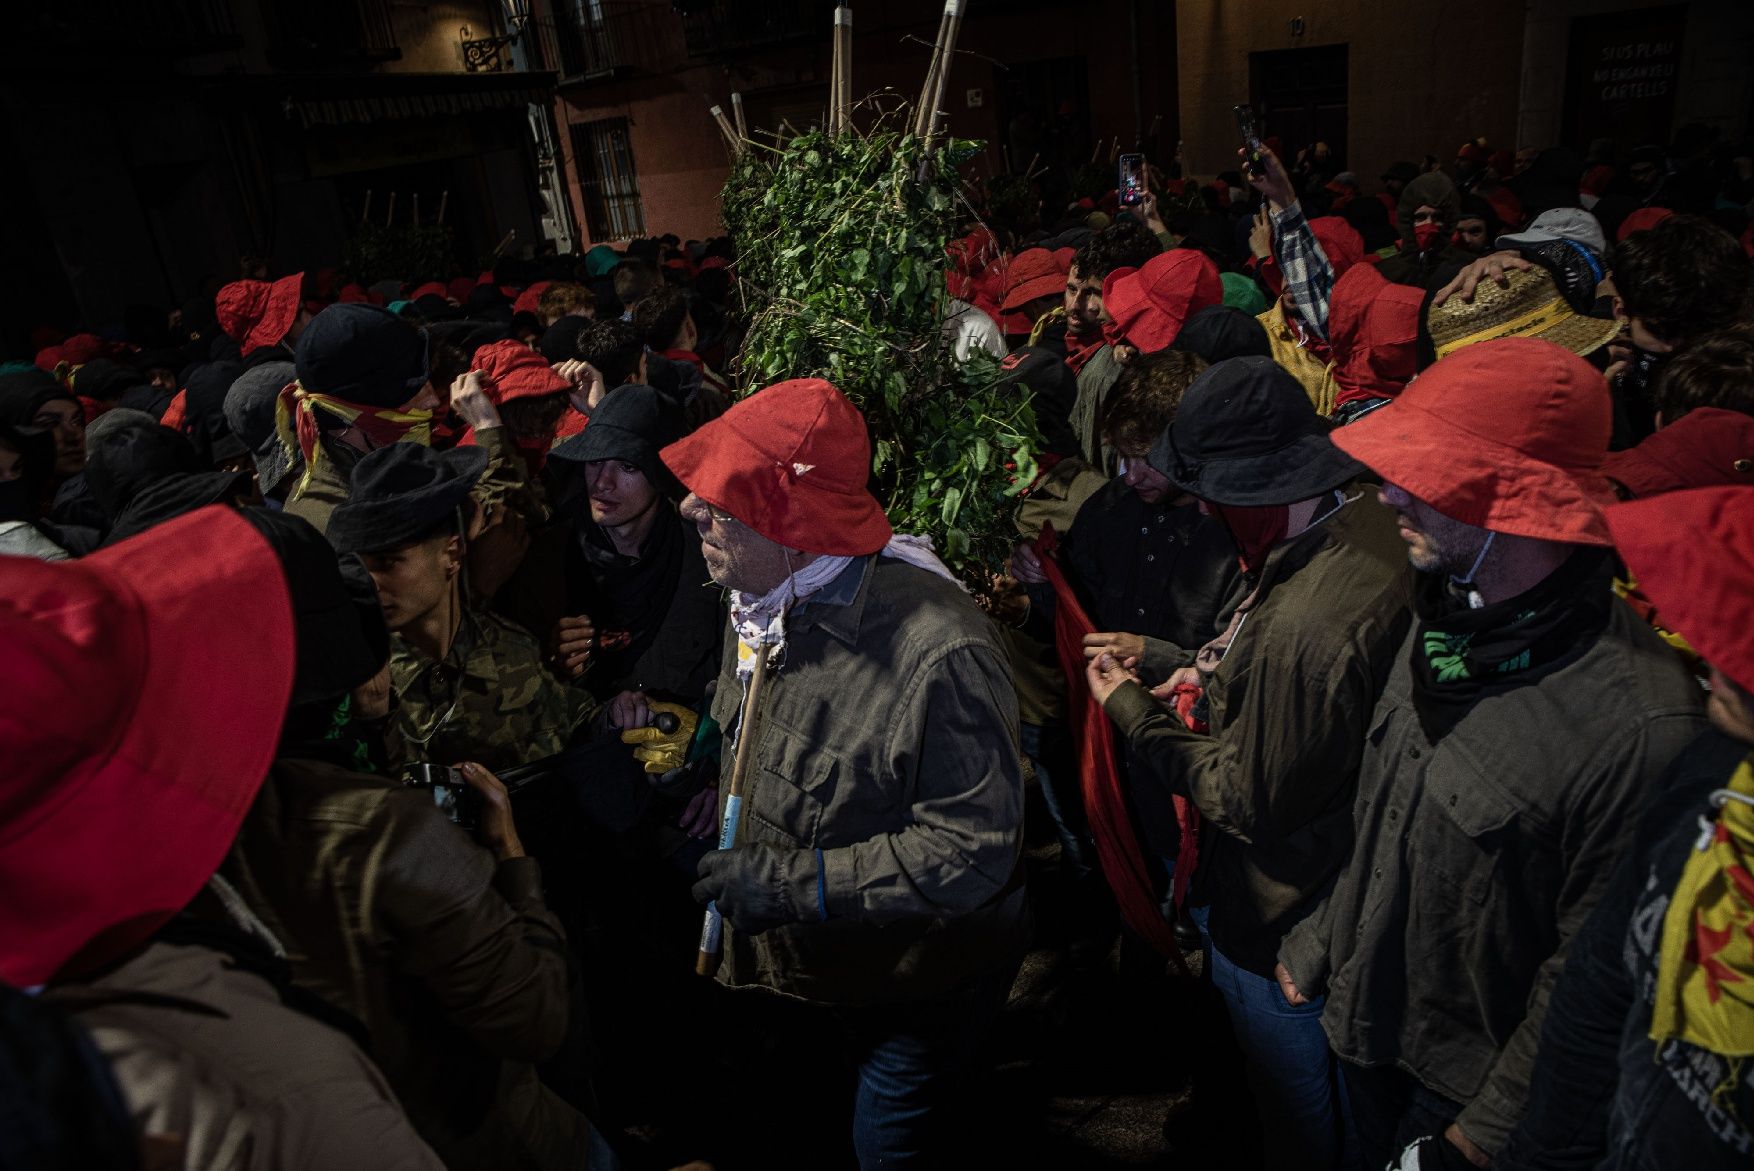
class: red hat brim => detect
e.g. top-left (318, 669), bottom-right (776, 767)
top-left (1332, 397), bottom-right (1617, 545)
top-left (660, 404), bottom-right (893, 558)
top-left (244, 272), bottom-right (305, 354)
top-left (1002, 272), bottom-right (1066, 312)
top-left (0, 507), bottom-right (295, 986)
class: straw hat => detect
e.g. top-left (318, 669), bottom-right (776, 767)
top-left (1426, 265), bottom-right (1618, 361)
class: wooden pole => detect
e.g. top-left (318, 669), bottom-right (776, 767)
top-left (437, 190), bottom-right (449, 225)
top-left (840, 9), bottom-right (854, 134)
top-left (731, 91), bottom-right (748, 140)
top-left (912, 1), bottom-right (953, 139)
top-left (709, 104), bottom-right (740, 156)
top-left (919, 0), bottom-right (964, 156)
top-left (412, 192), bottom-right (421, 226)
top-left (360, 188), bottom-right (373, 226)
top-left (386, 191), bottom-right (397, 228)
top-left (695, 644), bottom-right (775, 978)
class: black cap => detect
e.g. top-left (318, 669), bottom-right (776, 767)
top-left (327, 443), bottom-right (487, 554)
top-left (1172, 305), bottom-right (1271, 364)
top-left (0, 368), bottom-right (76, 427)
top-left (294, 304), bottom-right (430, 409)
top-left (550, 383), bottom-right (682, 494)
top-left (1148, 356), bottom-right (1362, 506)
top-left (538, 315), bottom-right (592, 364)
top-left (83, 414), bottom-right (204, 519)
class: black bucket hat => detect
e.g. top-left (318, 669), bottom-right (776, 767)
top-left (1172, 305), bottom-right (1271, 364)
top-left (327, 443), bottom-right (487, 554)
top-left (224, 361), bottom-right (300, 493)
top-left (183, 360), bottom-right (248, 466)
top-left (83, 413), bottom-right (203, 519)
top-left (293, 303), bottom-right (429, 409)
top-left (0, 368), bottom-right (76, 427)
top-left (1148, 356), bottom-right (1363, 506)
top-left (550, 383), bottom-right (682, 494)
top-left (241, 507), bottom-right (390, 705)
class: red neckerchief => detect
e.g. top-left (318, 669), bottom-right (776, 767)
top-left (1064, 326), bottom-right (1105, 374)
top-left (1206, 502), bottom-right (1290, 574)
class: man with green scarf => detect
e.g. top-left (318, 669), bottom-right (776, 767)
top-left (1276, 337), bottom-right (1707, 1169)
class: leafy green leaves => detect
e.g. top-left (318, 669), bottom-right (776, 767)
top-left (719, 128), bottom-right (1041, 584)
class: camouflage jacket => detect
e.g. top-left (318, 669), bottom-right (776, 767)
top-left (388, 605), bottom-right (593, 774)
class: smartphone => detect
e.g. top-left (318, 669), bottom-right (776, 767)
top-left (1234, 105), bottom-right (1266, 178)
top-left (1118, 153), bottom-right (1147, 206)
top-left (406, 763), bottom-right (480, 831)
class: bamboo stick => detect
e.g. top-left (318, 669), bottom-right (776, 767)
top-left (709, 104), bottom-right (740, 156)
top-left (833, 7), bottom-right (853, 136)
top-left (412, 192), bottom-right (421, 226)
top-left (360, 188), bottom-right (373, 226)
top-left (1025, 152), bottom-right (1040, 178)
top-left (919, 0), bottom-right (964, 156)
top-left (695, 645), bottom-right (776, 978)
top-left (386, 191), bottom-right (397, 228)
top-left (437, 190), bottom-right (448, 225)
top-left (912, 1), bottom-right (953, 138)
top-left (1090, 140), bottom-right (1103, 165)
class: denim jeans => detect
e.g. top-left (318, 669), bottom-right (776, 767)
top-left (1192, 906), bottom-right (1355, 1171)
top-left (841, 963), bottom-right (1015, 1168)
top-left (1020, 720), bottom-right (1091, 879)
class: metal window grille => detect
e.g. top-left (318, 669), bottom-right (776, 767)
top-left (570, 118), bottom-right (645, 240)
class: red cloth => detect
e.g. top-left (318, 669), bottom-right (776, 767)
top-left (0, 507), bottom-right (295, 987)
top-left (1327, 263), bottom-right (1423, 407)
top-left (1000, 248), bottom-right (1065, 313)
top-left (1601, 408), bottom-right (1754, 498)
top-left (552, 408), bottom-right (588, 443)
top-left (1485, 186), bottom-right (1525, 232)
top-left (409, 281), bottom-right (448, 300)
top-left (1036, 523), bottom-right (1188, 969)
top-left (1331, 337), bottom-right (1618, 545)
top-left (1617, 206), bottom-right (1674, 242)
top-left (1309, 216), bottom-right (1365, 279)
top-left (1609, 486), bottom-right (1754, 693)
top-left (474, 339), bottom-right (571, 403)
top-left (59, 334), bottom-right (104, 367)
top-left (1064, 326), bottom-right (1105, 375)
top-left (338, 283), bottom-right (371, 303)
top-left (158, 389), bottom-right (189, 431)
top-left (1580, 164), bottom-right (1615, 197)
top-left (34, 345), bottom-right (64, 373)
top-left (446, 276), bottom-right (475, 303)
top-left (1206, 503), bottom-right (1289, 574)
top-left (216, 274), bottom-right (303, 353)
top-left (659, 378), bottom-right (893, 556)
top-left (512, 281), bottom-right (553, 316)
top-left (1102, 251), bottom-right (1224, 353)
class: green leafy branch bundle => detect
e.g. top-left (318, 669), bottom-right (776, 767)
top-left (719, 124), bottom-right (1040, 585)
top-left (342, 222), bottom-right (456, 287)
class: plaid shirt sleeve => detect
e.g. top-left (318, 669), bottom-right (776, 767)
top-left (1272, 202), bottom-right (1335, 341)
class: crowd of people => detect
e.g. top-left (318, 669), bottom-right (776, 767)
top-left (2, 122), bottom-right (1752, 1171)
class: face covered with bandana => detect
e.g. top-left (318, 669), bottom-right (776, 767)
top-left (1411, 205), bottom-right (1448, 254)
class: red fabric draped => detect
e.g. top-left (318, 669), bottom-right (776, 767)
top-left (1037, 523), bottom-right (1189, 971)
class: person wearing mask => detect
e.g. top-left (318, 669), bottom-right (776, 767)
top-left (3, 506), bottom-right (445, 1170)
top-left (0, 367), bottom-right (85, 491)
top-left (1378, 170), bottom-right (1475, 291)
top-left (662, 378), bottom-right (1027, 1166)
top-left (1497, 484), bottom-right (1754, 1171)
top-left (1276, 338), bottom-right (1707, 1169)
top-left (1085, 356), bottom-right (1415, 1170)
top-left (1452, 195), bottom-right (1500, 256)
top-left (220, 506), bottom-right (613, 1171)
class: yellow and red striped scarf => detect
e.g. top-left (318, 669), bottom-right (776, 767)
top-left (1651, 752), bottom-right (1754, 1058)
top-left (273, 381), bottom-right (433, 496)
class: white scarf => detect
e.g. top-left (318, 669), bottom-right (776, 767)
top-left (727, 534), bottom-right (960, 682)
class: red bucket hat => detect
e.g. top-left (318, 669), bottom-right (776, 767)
top-left (1331, 336), bottom-right (1618, 545)
top-left (660, 377), bottom-right (893, 557)
top-left (1102, 250), bottom-right (1224, 354)
top-left (473, 338), bottom-right (572, 402)
top-left (216, 272), bottom-right (304, 354)
top-left (1601, 407), bottom-right (1754, 498)
top-left (512, 280), bottom-right (553, 316)
top-left (1608, 486), bottom-right (1754, 692)
top-left (1328, 264), bottom-right (1423, 404)
top-left (0, 506), bottom-right (295, 987)
top-left (1001, 248), bottom-right (1067, 312)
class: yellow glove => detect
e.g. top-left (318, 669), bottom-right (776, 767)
top-left (619, 702), bottom-right (698, 774)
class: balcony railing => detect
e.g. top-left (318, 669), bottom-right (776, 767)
top-left (679, 0), bottom-right (834, 59)
top-left (531, 0), bottom-right (674, 82)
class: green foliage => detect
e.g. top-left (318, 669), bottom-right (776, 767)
top-left (343, 223), bottom-right (456, 287)
top-left (719, 129), bottom-right (1040, 585)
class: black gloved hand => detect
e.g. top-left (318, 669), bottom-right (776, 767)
top-left (1389, 1134), bottom-right (1480, 1171)
top-left (692, 844), bottom-right (824, 936)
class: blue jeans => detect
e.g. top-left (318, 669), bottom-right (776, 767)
top-left (1020, 720), bottom-right (1091, 879)
top-left (841, 964), bottom-right (1015, 1168)
top-left (1192, 907), bottom-right (1355, 1171)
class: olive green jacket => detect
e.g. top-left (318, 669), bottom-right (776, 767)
top-left (712, 555), bottom-right (1029, 1005)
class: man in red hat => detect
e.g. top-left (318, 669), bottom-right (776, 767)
top-left (999, 247), bottom-right (1067, 344)
top-left (1277, 337), bottom-right (1708, 1168)
top-left (1499, 485), bottom-right (1754, 1171)
top-left (660, 377), bottom-right (1027, 1164)
top-left (2, 506), bottom-right (445, 1168)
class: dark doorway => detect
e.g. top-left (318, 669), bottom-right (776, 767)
top-left (1250, 44), bottom-right (1349, 172)
top-left (996, 55), bottom-right (1092, 185)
